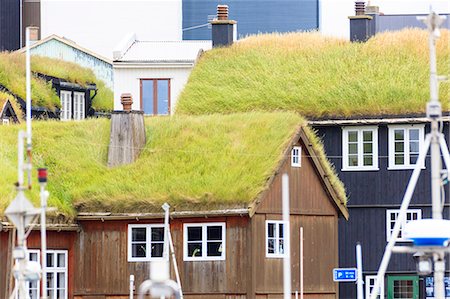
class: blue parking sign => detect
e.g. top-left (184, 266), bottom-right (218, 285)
top-left (333, 268), bottom-right (358, 282)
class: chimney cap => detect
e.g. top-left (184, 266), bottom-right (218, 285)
top-left (121, 93), bottom-right (133, 112)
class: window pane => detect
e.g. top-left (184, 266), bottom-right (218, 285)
top-left (349, 155), bottom-right (358, 166)
top-left (132, 228), bottom-right (146, 242)
top-left (47, 272), bottom-right (54, 293)
top-left (47, 253), bottom-right (54, 267)
top-left (157, 80), bottom-right (169, 115)
top-left (363, 155), bottom-right (373, 166)
top-left (151, 243), bottom-right (164, 257)
top-left (29, 252), bottom-right (38, 262)
top-left (58, 289), bottom-right (65, 299)
top-left (395, 142), bottom-right (404, 153)
top-left (394, 130), bottom-right (404, 141)
top-left (278, 239), bottom-right (284, 254)
top-left (57, 253), bottom-right (65, 268)
top-left (142, 80), bottom-right (154, 115)
top-left (268, 223), bottom-right (274, 238)
top-left (151, 227), bottom-right (164, 242)
top-left (395, 154), bottom-right (404, 165)
top-left (409, 141), bottom-right (419, 153)
top-left (207, 226), bottom-right (222, 241)
top-left (363, 142), bottom-right (372, 154)
top-left (410, 154), bottom-right (418, 164)
top-left (57, 272), bottom-right (65, 288)
top-left (267, 238), bottom-right (275, 254)
top-left (348, 131), bottom-right (358, 142)
top-left (363, 131), bottom-right (372, 142)
top-left (348, 143), bottom-right (358, 155)
top-left (207, 242), bottom-right (222, 256)
top-left (187, 227), bottom-right (202, 241)
top-left (279, 223), bottom-right (284, 238)
top-left (410, 129), bottom-right (419, 141)
top-left (132, 243), bottom-right (146, 258)
top-left (187, 243), bottom-right (202, 257)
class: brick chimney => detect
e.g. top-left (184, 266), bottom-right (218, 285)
top-left (348, 1), bottom-right (379, 42)
top-left (107, 94), bottom-right (146, 167)
top-left (210, 5), bottom-right (237, 47)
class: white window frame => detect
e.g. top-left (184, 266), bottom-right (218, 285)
top-left (388, 125), bottom-right (425, 170)
top-left (183, 222), bottom-right (226, 261)
top-left (291, 146), bottom-right (301, 167)
top-left (3, 118), bottom-right (10, 125)
top-left (15, 249), bottom-right (41, 299)
top-left (366, 275), bottom-right (384, 299)
top-left (128, 224), bottom-right (165, 262)
top-left (60, 91), bottom-right (72, 121)
top-left (386, 209), bottom-right (422, 242)
top-left (266, 220), bottom-right (286, 258)
top-left (46, 250), bottom-right (68, 299)
top-left (342, 126), bottom-right (379, 171)
top-left (73, 92), bottom-right (85, 121)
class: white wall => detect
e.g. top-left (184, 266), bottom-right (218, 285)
top-left (113, 65), bottom-right (193, 113)
top-left (319, 0), bottom-right (450, 39)
top-left (41, 0), bottom-right (182, 59)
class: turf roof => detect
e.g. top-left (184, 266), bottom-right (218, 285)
top-left (176, 29), bottom-right (450, 118)
top-left (0, 52), bottom-right (113, 112)
top-left (0, 113), bottom-right (346, 218)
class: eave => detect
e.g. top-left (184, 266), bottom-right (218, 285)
top-left (309, 115), bottom-right (450, 126)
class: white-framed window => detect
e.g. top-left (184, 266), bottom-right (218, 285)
top-left (291, 146), bottom-right (301, 167)
top-left (342, 126), bottom-right (379, 171)
top-left (266, 220), bottom-right (286, 258)
top-left (60, 91), bottom-right (72, 121)
top-left (366, 275), bottom-right (384, 299)
top-left (46, 250), bottom-right (68, 299)
top-left (386, 209), bottom-right (422, 242)
top-left (183, 222), bottom-right (225, 261)
top-left (388, 125), bottom-right (425, 169)
top-left (3, 118), bottom-right (10, 125)
top-left (128, 224), bottom-right (165, 262)
top-left (73, 92), bottom-right (85, 121)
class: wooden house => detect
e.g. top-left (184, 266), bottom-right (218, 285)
top-left (0, 113), bottom-right (348, 298)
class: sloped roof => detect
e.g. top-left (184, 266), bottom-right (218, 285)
top-left (0, 113), bottom-right (347, 219)
top-left (116, 40), bottom-right (212, 63)
top-left (17, 34), bottom-right (112, 65)
top-left (176, 29), bottom-right (450, 118)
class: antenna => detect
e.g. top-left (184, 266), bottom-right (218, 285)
top-left (370, 12), bottom-right (449, 299)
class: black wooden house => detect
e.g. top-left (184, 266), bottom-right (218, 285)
top-left (311, 116), bottom-right (450, 299)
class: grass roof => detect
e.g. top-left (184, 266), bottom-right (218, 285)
top-left (0, 91), bottom-right (22, 119)
top-left (0, 53), bottom-right (113, 112)
top-left (0, 113), bottom-right (346, 218)
top-left (176, 29), bottom-right (450, 118)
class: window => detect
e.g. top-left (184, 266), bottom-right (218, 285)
top-left (291, 146), bottom-right (301, 167)
top-left (386, 209), bottom-right (422, 242)
top-left (73, 92), bottom-right (85, 121)
top-left (60, 91), bottom-right (72, 121)
top-left (128, 224), bottom-right (165, 262)
top-left (366, 275), bottom-right (384, 299)
top-left (60, 91), bottom-right (86, 121)
top-left (266, 220), bottom-right (286, 258)
top-left (3, 118), bottom-right (10, 125)
top-left (46, 250), bottom-right (68, 299)
top-left (388, 125), bottom-right (425, 169)
top-left (15, 250), bottom-right (40, 299)
top-left (140, 79), bottom-right (170, 115)
top-left (183, 223), bottom-right (225, 261)
top-left (342, 126), bottom-right (378, 171)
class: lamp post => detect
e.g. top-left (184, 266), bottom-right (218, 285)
top-left (38, 168), bottom-right (49, 299)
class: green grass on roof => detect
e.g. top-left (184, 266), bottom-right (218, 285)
top-left (0, 91), bottom-right (22, 118)
top-left (0, 53), bottom-right (113, 112)
top-left (0, 113), bottom-right (345, 218)
top-left (176, 29), bottom-right (450, 118)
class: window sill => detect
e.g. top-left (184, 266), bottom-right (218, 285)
top-left (341, 167), bottom-right (380, 172)
top-left (183, 256), bottom-right (226, 262)
top-left (388, 165), bottom-right (426, 170)
top-left (128, 257), bottom-right (164, 263)
top-left (266, 254), bottom-right (286, 259)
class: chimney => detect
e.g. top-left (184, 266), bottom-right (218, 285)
top-left (348, 1), bottom-right (377, 42)
top-left (210, 5), bottom-right (237, 47)
top-left (28, 27), bottom-right (39, 45)
top-left (107, 94), bottom-right (146, 167)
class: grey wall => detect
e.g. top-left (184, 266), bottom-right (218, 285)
top-left (0, 0), bottom-right (20, 51)
top-left (379, 13), bottom-right (450, 32)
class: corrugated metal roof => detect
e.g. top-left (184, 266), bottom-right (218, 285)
top-left (118, 40), bottom-right (212, 63)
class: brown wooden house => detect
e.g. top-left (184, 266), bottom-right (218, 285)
top-left (0, 114), bottom-right (348, 299)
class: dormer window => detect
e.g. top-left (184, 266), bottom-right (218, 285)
top-left (291, 146), bottom-right (301, 167)
top-left (342, 126), bottom-right (378, 171)
top-left (60, 91), bottom-right (85, 121)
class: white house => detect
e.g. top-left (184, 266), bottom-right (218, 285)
top-left (113, 34), bottom-right (211, 114)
